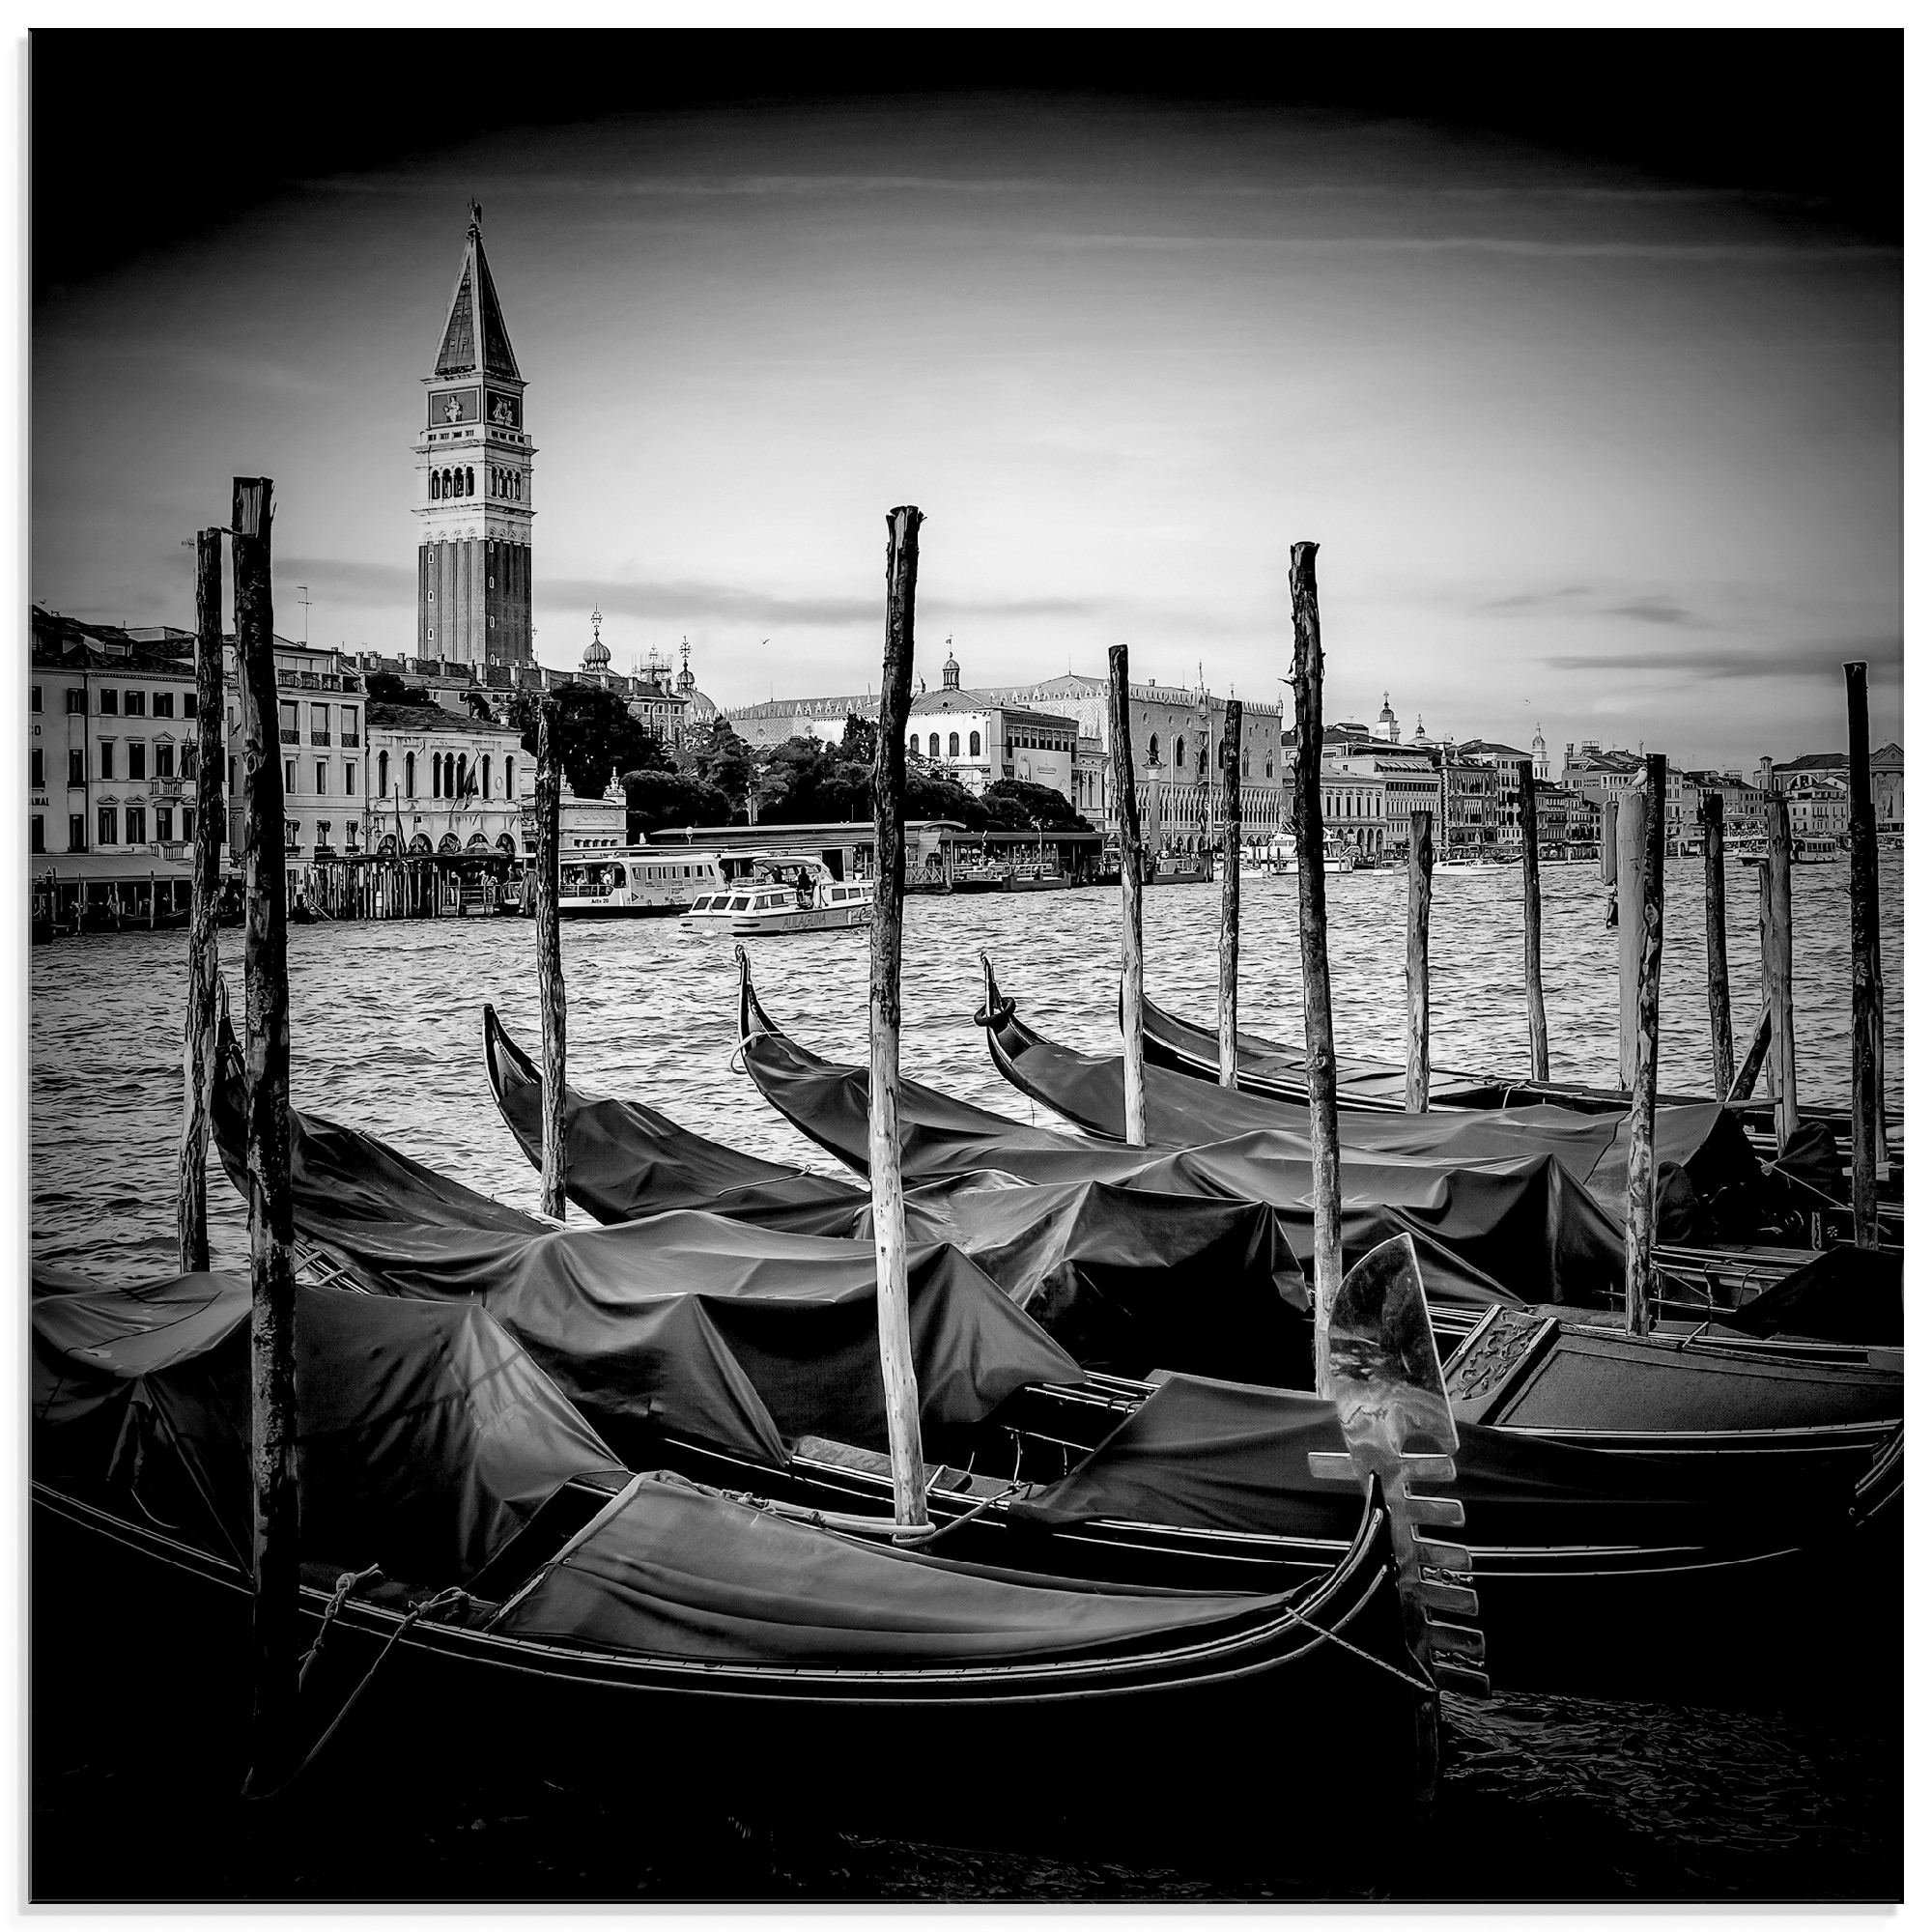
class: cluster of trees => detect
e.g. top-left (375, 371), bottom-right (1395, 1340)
top-left (507, 691), bottom-right (1095, 840)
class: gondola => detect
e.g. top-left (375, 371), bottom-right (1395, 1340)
top-left (977, 957), bottom-right (1777, 1243)
top-left (32, 1265), bottom-right (1440, 1824)
top-left (474, 1006), bottom-right (1898, 1693)
top-left (730, 961), bottom-right (1902, 1441)
top-left (1135, 983), bottom-right (1906, 1227)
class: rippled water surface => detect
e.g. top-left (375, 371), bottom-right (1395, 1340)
top-left (29, 854), bottom-right (1903, 1900)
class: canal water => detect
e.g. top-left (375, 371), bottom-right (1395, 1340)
top-left (29, 854), bottom-right (1903, 1900)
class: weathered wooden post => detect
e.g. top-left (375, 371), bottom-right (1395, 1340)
top-left (177, 526), bottom-right (224, 1274)
top-left (1616, 781), bottom-right (1647, 1089)
top-left (871, 506), bottom-right (930, 1531)
top-left (1517, 759), bottom-right (1548, 1082)
top-left (1406, 810), bottom-right (1433, 1113)
top-left (1287, 544), bottom-right (1344, 1385)
top-left (1624, 753), bottom-right (1666, 1333)
top-left (533, 699), bottom-right (567, 1220)
top-left (232, 478), bottom-right (299, 1797)
top-left (1699, 792), bottom-right (1735, 1099)
top-left (1600, 793), bottom-right (1619, 888)
top-left (1765, 793), bottom-right (1799, 1152)
top-left (1217, 697), bottom-right (1243, 1088)
top-left (1106, 645), bottom-right (1148, 1145)
top-left (1843, 662), bottom-right (1881, 1242)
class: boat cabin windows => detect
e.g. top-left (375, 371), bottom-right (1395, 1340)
top-left (725, 895), bottom-right (753, 912)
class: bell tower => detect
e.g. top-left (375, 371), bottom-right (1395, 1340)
top-left (415, 203), bottom-right (534, 665)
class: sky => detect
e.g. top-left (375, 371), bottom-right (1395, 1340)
top-left (32, 83), bottom-right (1901, 771)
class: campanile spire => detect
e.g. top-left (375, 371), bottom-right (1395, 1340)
top-left (415, 208), bottom-right (534, 664)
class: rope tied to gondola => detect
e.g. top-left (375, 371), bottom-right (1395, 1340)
top-left (298, 1563), bottom-right (384, 1690)
top-left (972, 993), bottom-right (1015, 1029)
top-left (246, 1584), bottom-right (469, 1802)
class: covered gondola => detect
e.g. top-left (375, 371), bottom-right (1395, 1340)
top-left (979, 957), bottom-right (1773, 1241)
top-left (33, 1265), bottom-right (1441, 1820)
top-left (736, 954), bottom-right (1621, 1311)
top-left (484, 1004), bottom-right (1316, 1386)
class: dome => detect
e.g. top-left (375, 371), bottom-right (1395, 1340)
top-left (1378, 691), bottom-right (1397, 725)
top-left (687, 688), bottom-right (720, 724)
top-left (582, 606), bottom-right (611, 673)
top-left (1531, 722), bottom-right (1547, 750)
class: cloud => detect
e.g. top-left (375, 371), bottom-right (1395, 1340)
top-left (538, 575), bottom-right (1097, 629)
top-left (278, 557), bottom-right (415, 601)
top-left (1546, 634), bottom-right (1901, 680)
top-left (1600, 595), bottom-right (1710, 628)
top-left (1480, 584), bottom-right (1593, 611)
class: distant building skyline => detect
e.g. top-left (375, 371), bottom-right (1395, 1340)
top-left (34, 94), bottom-right (1898, 772)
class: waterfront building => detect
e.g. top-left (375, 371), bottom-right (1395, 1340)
top-left (515, 767), bottom-right (628, 858)
top-left (415, 204), bottom-right (534, 665)
top-left (1538, 778), bottom-right (1600, 854)
top-left (1682, 770), bottom-right (1770, 844)
top-left (30, 608), bottom-right (206, 917)
top-left (1782, 775), bottom-right (1852, 843)
top-left (364, 697), bottom-right (524, 859)
top-left (1439, 756), bottom-right (1498, 855)
top-left (1324, 748), bottom-right (1438, 854)
top-left (1765, 745), bottom-right (1904, 838)
top-left (1451, 742), bottom-right (1534, 854)
top-left (987, 670), bottom-right (1284, 845)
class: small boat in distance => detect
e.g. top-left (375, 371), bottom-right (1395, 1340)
top-left (683, 858), bottom-right (873, 937)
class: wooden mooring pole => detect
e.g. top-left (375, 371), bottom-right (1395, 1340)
top-left (1615, 781), bottom-right (1647, 1089)
top-left (1287, 544), bottom-right (1344, 1384)
top-left (872, 506), bottom-right (930, 1530)
top-left (1406, 810), bottom-right (1432, 1113)
top-left (1624, 753), bottom-right (1666, 1333)
top-left (1700, 792), bottom-right (1735, 1100)
top-left (1844, 661), bottom-right (1881, 1243)
top-left (1518, 759), bottom-right (1548, 1082)
top-left (233, 478), bottom-right (299, 1797)
top-left (1765, 794), bottom-right (1799, 1153)
top-left (1107, 644), bottom-right (1148, 1145)
top-left (1217, 697), bottom-right (1243, 1088)
top-left (534, 699), bottom-right (567, 1220)
top-left (1599, 793), bottom-right (1619, 890)
top-left (177, 526), bottom-right (224, 1274)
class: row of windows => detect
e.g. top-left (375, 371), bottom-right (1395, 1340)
top-left (911, 730), bottom-right (983, 759)
top-left (78, 742), bottom-right (199, 783)
top-left (277, 700), bottom-right (359, 744)
top-left (488, 466), bottom-right (523, 501)
top-left (67, 688), bottom-right (197, 719)
top-left (431, 467), bottom-right (475, 500)
top-left (371, 750), bottom-right (514, 799)
top-left (282, 760), bottom-right (358, 798)
top-left (62, 804), bottom-right (199, 850)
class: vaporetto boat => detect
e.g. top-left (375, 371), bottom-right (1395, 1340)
top-left (557, 848), bottom-right (726, 918)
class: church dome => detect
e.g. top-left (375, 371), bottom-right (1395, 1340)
top-left (1378, 692), bottom-right (1397, 726)
top-left (582, 607), bottom-right (611, 674)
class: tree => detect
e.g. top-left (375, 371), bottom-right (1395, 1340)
top-left (982, 778), bottom-right (1092, 832)
top-left (838, 713), bottom-right (877, 764)
top-left (364, 671), bottom-right (433, 707)
top-left (508, 683), bottom-right (657, 801)
top-left (677, 717), bottom-right (755, 811)
top-left (624, 768), bottom-right (729, 838)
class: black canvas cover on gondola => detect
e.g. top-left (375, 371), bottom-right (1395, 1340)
top-left (486, 1009), bottom-right (1314, 1384)
top-left (1717, 1244), bottom-right (1904, 1346)
top-left (983, 979), bottom-right (1770, 1239)
top-left (33, 1270), bottom-right (622, 1586)
top-left (1011, 1370), bottom-right (1842, 1548)
top-left (497, 1468), bottom-right (1293, 1666)
top-left (209, 1037), bottom-right (1083, 1465)
top-left (740, 984), bottom-right (1615, 1308)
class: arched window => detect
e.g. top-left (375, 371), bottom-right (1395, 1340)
top-left (481, 754), bottom-right (492, 798)
top-left (969, 731), bottom-right (980, 757)
top-left (1174, 735), bottom-right (1186, 771)
top-left (457, 754), bottom-right (469, 798)
top-left (504, 755), bottom-right (514, 798)
top-left (947, 731), bottom-right (959, 758)
top-left (465, 467), bottom-right (474, 496)
top-left (928, 733), bottom-right (940, 757)
top-left (405, 752), bottom-right (416, 797)
top-left (909, 732), bottom-right (920, 755)
top-left (1198, 744), bottom-right (1208, 778)
top-left (429, 471), bottom-right (439, 500)
top-left (378, 750), bottom-right (388, 795)
top-left (1148, 733), bottom-right (1159, 765)
top-left (1241, 753), bottom-right (1251, 778)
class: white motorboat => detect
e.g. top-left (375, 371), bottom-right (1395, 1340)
top-left (683, 860), bottom-right (873, 937)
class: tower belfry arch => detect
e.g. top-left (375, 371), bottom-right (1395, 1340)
top-left (415, 204), bottom-right (535, 664)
